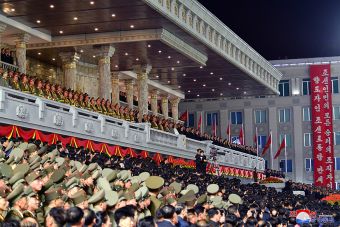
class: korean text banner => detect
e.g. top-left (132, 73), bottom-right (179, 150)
top-left (310, 64), bottom-right (335, 189)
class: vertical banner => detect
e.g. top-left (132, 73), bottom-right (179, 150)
top-left (310, 64), bottom-right (335, 189)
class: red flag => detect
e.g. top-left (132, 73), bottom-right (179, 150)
top-left (197, 113), bottom-right (202, 132)
top-left (212, 115), bottom-right (217, 136)
top-left (239, 124), bottom-right (244, 145)
top-left (226, 120), bottom-right (231, 141)
top-left (261, 134), bottom-right (272, 156)
top-left (179, 110), bottom-right (188, 122)
top-left (274, 137), bottom-right (286, 159)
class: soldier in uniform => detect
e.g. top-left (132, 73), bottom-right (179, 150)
top-left (0, 196), bottom-right (9, 222)
top-left (90, 97), bottom-right (97, 111)
top-left (20, 74), bottom-right (30, 93)
top-left (96, 97), bottom-right (103, 114)
top-left (10, 72), bottom-right (21, 91)
top-left (28, 77), bottom-right (36, 94)
top-left (6, 184), bottom-right (27, 221)
top-left (63, 89), bottom-right (70, 104)
top-left (35, 79), bottom-right (45, 97)
top-left (145, 176), bottom-right (164, 216)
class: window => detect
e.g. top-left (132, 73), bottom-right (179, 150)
top-left (258, 135), bottom-right (267, 149)
top-left (207, 113), bottom-right (218, 126)
top-left (303, 107), bottom-right (311, 121)
top-left (304, 133), bottom-right (312, 147)
top-left (335, 157), bottom-right (340, 170)
top-left (230, 111), bottom-right (242, 125)
top-left (188, 113), bottom-right (194, 127)
top-left (332, 77), bottom-right (339, 94)
top-left (279, 134), bottom-right (292, 148)
top-left (278, 80), bottom-right (290, 96)
top-left (255, 110), bottom-right (266, 124)
top-left (334, 107), bottom-right (340, 120)
top-left (302, 79), bottom-right (311, 95)
top-left (305, 158), bottom-right (314, 172)
top-left (231, 136), bottom-right (240, 144)
top-left (336, 182), bottom-right (340, 190)
top-left (280, 159), bottom-right (293, 172)
top-left (334, 132), bottom-right (340, 145)
top-left (279, 108), bottom-right (290, 123)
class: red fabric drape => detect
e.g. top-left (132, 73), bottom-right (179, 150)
top-left (153, 153), bottom-right (163, 165)
top-left (140, 150), bottom-right (148, 158)
top-left (124, 147), bottom-right (137, 158)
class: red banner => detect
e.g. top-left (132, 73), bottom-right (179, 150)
top-left (310, 64), bottom-right (335, 189)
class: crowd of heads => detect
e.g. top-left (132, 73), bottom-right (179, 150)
top-left (0, 136), bottom-right (338, 226)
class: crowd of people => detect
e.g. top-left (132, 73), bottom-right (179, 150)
top-left (0, 68), bottom-right (260, 157)
top-left (264, 169), bottom-right (285, 179)
top-left (1, 48), bottom-right (15, 65)
top-left (0, 136), bottom-right (338, 227)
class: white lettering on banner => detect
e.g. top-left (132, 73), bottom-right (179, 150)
top-left (326, 174), bottom-right (333, 181)
top-left (324, 119), bottom-right (331, 127)
top-left (326, 165), bottom-right (332, 172)
top-left (324, 112), bottom-right (331, 119)
top-left (325, 137), bottom-right (331, 145)
top-left (316, 144), bottom-right (323, 152)
top-left (324, 102), bottom-right (330, 109)
top-left (315, 116), bottom-right (322, 124)
top-left (316, 176), bottom-right (324, 183)
top-left (316, 135), bottom-right (322, 142)
top-left (317, 166), bottom-right (324, 174)
top-left (313, 76), bottom-right (321, 84)
top-left (314, 104), bottom-right (321, 112)
top-left (323, 93), bottom-right (329, 101)
top-left (326, 157), bottom-right (334, 164)
top-left (326, 146), bottom-right (331, 153)
top-left (327, 183), bottom-right (332, 188)
top-left (314, 94), bottom-right (321, 102)
top-left (323, 86), bottom-right (329, 93)
top-left (314, 125), bottom-right (322, 134)
top-left (322, 77), bottom-right (329, 84)
top-left (322, 69), bottom-right (329, 76)
top-left (316, 152), bottom-right (323, 161)
top-left (314, 86), bottom-right (321, 93)
top-left (325, 129), bottom-right (331, 137)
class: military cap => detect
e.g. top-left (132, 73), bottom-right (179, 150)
top-left (102, 169), bottom-right (117, 182)
top-left (8, 171), bottom-right (25, 185)
top-left (9, 147), bottom-right (24, 163)
top-left (105, 190), bottom-right (118, 206)
top-left (65, 177), bottom-right (80, 189)
top-left (5, 141), bottom-right (14, 152)
top-left (228, 193), bottom-right (243, 205)
top-left (141, 186), bottom-right (149, 199)
top-left (79, 164), bottom-right (88, 173)
top-left (29, 155), bottom-right (41, 166)
top-left (97, 177), bottom-right (111, 191)
top-left (124, 192), bottom-right (135, 201)
top-left (40, 155), bottom-right (49, 165)
top-left (0, 150), bottom-right (5, 161)
top-left (7, 183), bottom-right (24, 202)
top-left (169, 182), bottom-right (182, 195)
top-left (12, 179), bottom-right (25, 189)
top-left (30, 162), bottom-right (41, 171)
top-left (5, 155), bottom-right (14, 164)
top-left (81, 172), bottom-right (91, 180)
top-left (18, 142), bottom-right (28, 150)
top-left (207, 184), bottom-right (219, 194)
top-left (50, 168), bottom-right (66, 183)
top-left (130, 176), bottom-right (141, 185)
top-left (24, 186), bottom-right (36, 197)
top-left (87, 163), bottom-right (98, 172)
top-left (129, 183), bottom-right (140, 193)
top-left (13, 163), bottom-right (30, 176)
top-left (37, 145), bottom-right (48, 155)
top-left (74, 161), bottom-right (82, 171)
top-left (55, 157), bottom-right (65, 167)
top-left (45, 188), bottom-right (62, 202)
top-left (196, 194), bottom-right (207, 204)
top-left (27, 143), bottom-right (37, 153)
top-left (135, 188), bottom-right (143, 201)
top-left (0, 163), bottom-right (13, 179)
top-left (88, 189), bottom-right (105, 204)
top-left (210, 196), bottom-right (223, 208)
top-left (71, 191), bottom-right (87, 205)
top-left (145, 176), bottom-right (164, 190)
top-left (138, 172), bottom-right (150, 182)
top-left (25, 171), bottom-right (41, 184)
top-left (186, 184), bottom-right (199, 194)
top-left (45, 165), bottom-right (55, 174)
top-left (91, 170), bottom-right (101, 180)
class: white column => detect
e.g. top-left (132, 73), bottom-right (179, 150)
top-left (150, 90), bottom-right (159, 114)
top-left (219, 109), bottom-right (228, 138)
top-left (15, 33), bottom-right (30, 73)
top-left (134, 65), bottom-right (152, 119)
top-left (268, 107), bottom-right (279, 170)
top-left (161, 95), bottom-right (169, 119)
top-left (97, 45), bottom-right (115, 100)
top-left (244, 108), bottom-right (254, 146)
top-left (125, 79), bottom-right (134, 109)
top-left (59, 52), bottom-right (80, 90)
top-left (0, 24), bottom-right (7, 54)
top-left (170, 97), bottom-right (180, 121)
top-left (293, 106), bottom-right (303, 182)
top-left (111, 72), bottom-right (119, 105)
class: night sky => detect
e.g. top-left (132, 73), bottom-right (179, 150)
top-left (197, 0), bottom-right (340, 60)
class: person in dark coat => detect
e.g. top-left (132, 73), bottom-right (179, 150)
top-left (157, 205), bottom-right (177, 227)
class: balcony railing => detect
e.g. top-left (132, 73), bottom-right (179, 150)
top-left (0, 61), bottom-right (19, 72)
top-left (0, 86), bottom-right (265, 171)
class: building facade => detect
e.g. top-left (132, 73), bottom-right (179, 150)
top-left (179, 56), bottom-right (340, 189)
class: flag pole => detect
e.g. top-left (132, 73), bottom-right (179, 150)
top-left (284, 134), bottom-right (287, 174)
top-left (186, 109), bottom-right (188, 128)
top-left (270, 130), bottom-right (273, 170)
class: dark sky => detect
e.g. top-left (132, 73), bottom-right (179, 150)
top-left (197, 0), bottom-right (340, 60)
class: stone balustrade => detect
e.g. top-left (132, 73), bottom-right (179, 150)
top-left (0, 86), bottom-right (264, 171)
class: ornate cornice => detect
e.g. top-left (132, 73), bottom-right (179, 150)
top-left (142, 0), bottom-right (282, 94)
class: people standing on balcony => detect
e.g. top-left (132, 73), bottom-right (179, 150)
top-left (1, 48), bottom-right (14, 65)
top-left (10, 73), bottom-right (21, 90)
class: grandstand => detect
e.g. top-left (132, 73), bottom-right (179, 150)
top-left (0, 0), bottom-right (337, 226)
